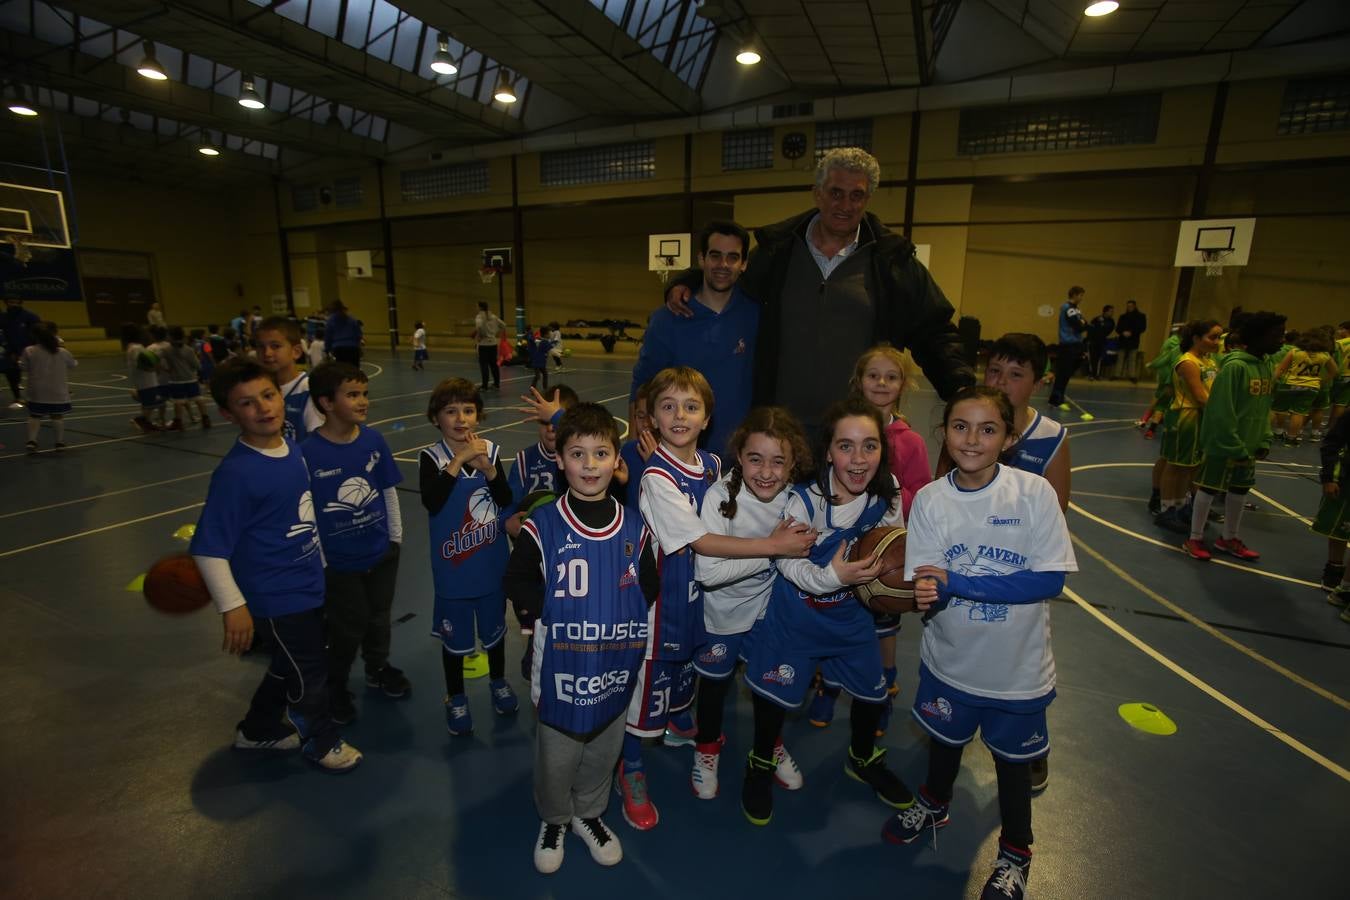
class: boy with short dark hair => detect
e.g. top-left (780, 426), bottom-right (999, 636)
top-left (255, 315), bottom-right (323, 441)
top-left (302, 362), bottom-right (408, 724)
top-left (189, 359), bottom-right (362, 772)
top-left (504, 403), bottom-right (659, 874)
top-left (983, 333), bottom-right (1070, 512)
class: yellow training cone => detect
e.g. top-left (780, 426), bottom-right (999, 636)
top-left (1118, 702), bottom-right (1177, 735)
top-left (172, 523), bottom-right (196, 541)
top-left (463, 652), bottom-right (489, 679)
top-left (126, 573), bottom-right (146, 592)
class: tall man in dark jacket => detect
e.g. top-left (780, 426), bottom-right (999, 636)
top-left (663, 147), bottom-right (974, 430)
top-left (1115, 299), bottom-right (1147, 382)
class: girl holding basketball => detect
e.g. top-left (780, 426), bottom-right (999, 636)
top-left (740, 396), bottom-right (909, 826)
top-left (882, 386), bottom-right (1076, 900)
top-left (420, 377), bottom-right (517, 736)
top-left (689, 407), bottom-right (817, 801)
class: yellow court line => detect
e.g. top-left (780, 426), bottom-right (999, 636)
top-left (1062, 586), bottom-right (1349, 783)
top-left (0, 502), bottom-right (204, 558)
top-left (1070, 489), bottom-right (1287, 516)
top-left (1249, 489), bottom-right (1313, 526)
top-left (1070, 535), bottom-right (1349, 712)
top-left (1063, 418), bottom-right (1134, 428)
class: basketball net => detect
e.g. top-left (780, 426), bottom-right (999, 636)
top-left (1201, 249), bottom-right (1231, 277)
top-left (479, 265), bottom-right (499, 284)
top-left (654, 254), bottom-right (676, 285)
top-left (3, 234), bottom-right (33, 266)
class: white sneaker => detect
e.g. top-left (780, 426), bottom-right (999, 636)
top-left (570, 816), bottom-right (622, 866)
top-left (691, 741), bottom-right (721, 800)
top-left (7, 401), bottom-right (24, 410)
top-left (534, 821), bottom-right (566, 874)
top-left (310, 739), bottom-right (363, 773)
top-left (232, 727), bottom-right (300, 751)
top-left (773, 740), bottom-right (803, 790)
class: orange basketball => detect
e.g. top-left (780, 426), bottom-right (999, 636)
top-left (848, 526), bottom-right (915, 615)
top-left (143, 553), bottom-right (211, 615)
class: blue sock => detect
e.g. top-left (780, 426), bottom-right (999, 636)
top-left (622, 733), bottom-right (644, 770)
top-left (884, 667), bottom-right (897, 689)
top-left (670, 709), bottom-right (694, 732)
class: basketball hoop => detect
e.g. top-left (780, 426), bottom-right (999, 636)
top-left (3, 234), bottom-right (33, 266)
top-left (1201, 249), bottom-right (1231, 277)
top-left (479, 265), bottom-right (500, 284)
top-left (654, 254), bottom-right (677, 284)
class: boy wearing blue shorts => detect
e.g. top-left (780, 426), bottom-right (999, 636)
top-left (190, 359), bottom-right (362, 772)
top-left (303, 362), bottom-right (407, 725)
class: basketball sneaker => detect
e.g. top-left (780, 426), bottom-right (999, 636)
top-left (1328, 584), bottom-right (1350, 608)
top-left (617, 762), bottom-right (659, 830)
top-left (365, 664), bottom-right (411, 699)
top-left (232, 723), bottom-right (300, 751)
top-left (662, 717), bottom-right (697, 747)
top-left (981, 842), bottom-right (1032, 900)
top-left (881, 787), bottom-right (950, 846)
top-left (489, 678), bottom-right (519, 715)
top-left (845, 747), bottom-right (914, 809)
top-left (533, 821), bottom-right (565, 874)
top-left (570, 816), bottom-right (623, 866)
top-left (741, 751), bottom-right (777, 826)
top-left (1181, 539), bottom-right (1211, 561)
top-left (808, 684), bottom-right (840, 727)
top-left (1341, 603), bottom-right (1350, 624)
top-left (691, 741), bottom-right (721, 799)
top-left (1320, 563), bottom-right (1345, 592)
top-left (1143, 423), bottom-right (1157, 439)
top-left (1153, 508), bottom-right (1189, 535)
top-left (1214, 537), bottom-right (1260, 561)
top-left (773, 739), bottom-right (803, 790)
top-left (1030, 755), bottom-right (1049, 792)
top-left (445, 693), bottom-right (473, 735)
top-left (308, 739), bottom-right (363, 773)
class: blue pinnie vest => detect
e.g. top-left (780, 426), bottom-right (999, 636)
top-left (765, 484), bottom-right (888, 652)
top-left (1008, 411), bottom-right (1065, 478)
top-left (421, 438), bottom-right (507, 599)
top-left (641, 446), bottom-right (719, 661)
top-left (282, 373), bottom-right (312, 442)
top-left (526, 495), bottom-right (648, 735)
top-left (510, 442), bottom-right (560, 505)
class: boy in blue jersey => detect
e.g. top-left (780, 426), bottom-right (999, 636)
top-left (615, 381), bottom-right (658, 519)
top-left (303, 362), bottom-right (408, 726)
top-left (421, 377), bottom-right (517, 736)
top-left (189, 359), bottom-right (362, 773)
top-left (256, 316), bottom-right (323, 442)
top-left (507, 383), bottom-right (579, 512)
top-left (504, 403), bottom-right (659, 874)
top-left (630, 221), bottom-right (758, 456)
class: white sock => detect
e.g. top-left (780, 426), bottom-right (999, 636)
top-left (1190, 492), bottom-right (1215, 540)
top-left (53, 417), bottom-right (65, 443)
top-left (1222, 493), bottom-right (1245, 541)
top-left (26, 417), bottom-right (40, 443)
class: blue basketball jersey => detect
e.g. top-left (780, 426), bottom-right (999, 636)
top-left (526, 495), bottom-right (648, 734)
top-left (301, 426), bottom-right (402, 572)
top-left (618, 438), bottom-right (648, 519)
top-left (281, 372), bottom-right (312, 442)
top-left (508, 441), bottom-right (560, 505)
top-left (1008, 411), bottom-right (1065, 478)
top-left (766, 482), bottom-right (889, 651)
top-left (641, 447), bottom-right (720, 661)
top-left (421, 438), bottom-right (508, 599)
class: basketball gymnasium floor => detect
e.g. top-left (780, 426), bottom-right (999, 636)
top-left (2, 347), bottom-right (1344, 899)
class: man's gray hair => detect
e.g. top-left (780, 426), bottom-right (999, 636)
top-left (814, 147), bottom-right (880, 194)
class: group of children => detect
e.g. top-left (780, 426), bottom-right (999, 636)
top-left (185, 320), bottom-right (1075, 898)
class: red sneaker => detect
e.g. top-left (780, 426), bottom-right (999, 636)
top-left (617, 762), bottom-right (659, 830)
top-left (1181, 539), bottom-right (1211, 561)
top-left (1214, 537), bottom-right (1260, 561)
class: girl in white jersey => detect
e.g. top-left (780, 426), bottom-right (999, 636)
top-left (882, 386), bottom-right (1076, 900)
top-left (690, 407), bottom-right (816, 801)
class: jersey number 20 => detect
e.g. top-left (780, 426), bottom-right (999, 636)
top-left (553, 559), bottom-right (589, 598)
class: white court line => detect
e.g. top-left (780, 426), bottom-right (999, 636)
top-left (1062, 586), bottom-right (1349, 783)
top-left (0, 502), bottom-right (204, 558)
top-left (67, 380), bottom-right (134, 392)
top-left (1249, 489), bottom-right (1314, 526)
top-left (0, 430), bottom-right (150, 461)
top-left (0, 471), bottom-right (211, 519)
top-left (1063, 418), bottom-right (1133, 428)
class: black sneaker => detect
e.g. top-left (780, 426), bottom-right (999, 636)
top-left (981, 842), bottom-right (1032, 899)
top-left (1030, 756), bottom-right (1049, 793)
top-left (741, 751), bottom-right (777, 825)
top-left (1321, 563), bottom-right (1346, 592)
top-left (845, 747), bottom-right (914, 809)
top-left (1153, 508), bottom-right (1190, 535)
top-left (365, 664), bottom-right (411, 698)
top-left (1147, 491), bottom-right (1161, 516)
top-left (330, 687), bottom-right (357, 725)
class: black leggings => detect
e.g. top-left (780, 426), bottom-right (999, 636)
top-left (750, 692), bottom-right (883, 760)
top-left (925, 740), bottom-right (1034, 849)
top-left (332, 346), bottom-right (361, 367)
top-left (4, 364), bottom-right (20, 400)
top-left (441, 642), bottom-right (506, 696)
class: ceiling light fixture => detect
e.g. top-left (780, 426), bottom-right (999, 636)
top-left (430, 33), bottom-right (458, 75)
top-left (7, 84), bottom-right (37, 117)
top-left (735, 45), bottom-right (761, 66)
top-left (493, 70), bottom-right (518, 104)
top-left (198, 145), bottom-right (220, 156)
top-left (1084, 1), bottom-right (1119, 15)
top-left (137, 40), bottom-right (168, 80)
top-left (238, 77), bottom-right (265, 109)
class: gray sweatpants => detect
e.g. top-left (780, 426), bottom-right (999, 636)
top-left (534, 714), bottom-right (626, 825)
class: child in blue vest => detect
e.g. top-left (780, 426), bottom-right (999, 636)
top-left (504, 403), bottom-right (659, 874)
top-left (616, 381), bottom-right (658, 519)
top-left (420, 377), bottom-right (517, 735)
top-left (189, 359), bottom-right (362, 772)
top-left (740, 397), bottom-right (909, 824)
top-left (302, 362), bottom-right (407, 725)
top-left (256, 316), bottom-right (323, 442)
top-left (525, 325), bottom-right (555, 392)
top-left (508, 383), bottom-right (579, 511)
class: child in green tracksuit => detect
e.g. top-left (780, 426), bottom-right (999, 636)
top-left (1185, 311), bottom-right (1286, 562)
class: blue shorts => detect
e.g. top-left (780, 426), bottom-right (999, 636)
top-left (414, 348), bottom-right (428, 362)
top-left (694, 628), bottom-right (757, 680)
top-left (625, 658), bottom-right (695, 737)
top-left (137, 386), bottom-right (165, 407)
top-left (911, 664), bottom-right (1052, 762)
top-left (743, 633), bottom-right (886, 709)
top-left (166, 381), bottom-right (201, 400)
top-left (27, 401), bottom-right (71, 416)
top-left (874, 611), bottom-right (902, 638)
top-left (430, 592), bottom-right (506, 655)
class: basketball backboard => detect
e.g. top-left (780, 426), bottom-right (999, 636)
top-left (0, 182), bottom-right (72, 249)
top-left (481, 246), bottom-right (512, 271)
top-left (1174, 218), bottom-right (1255, 268)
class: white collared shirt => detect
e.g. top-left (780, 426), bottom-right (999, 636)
top-left (805, 213), bottom-right (861, 279)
